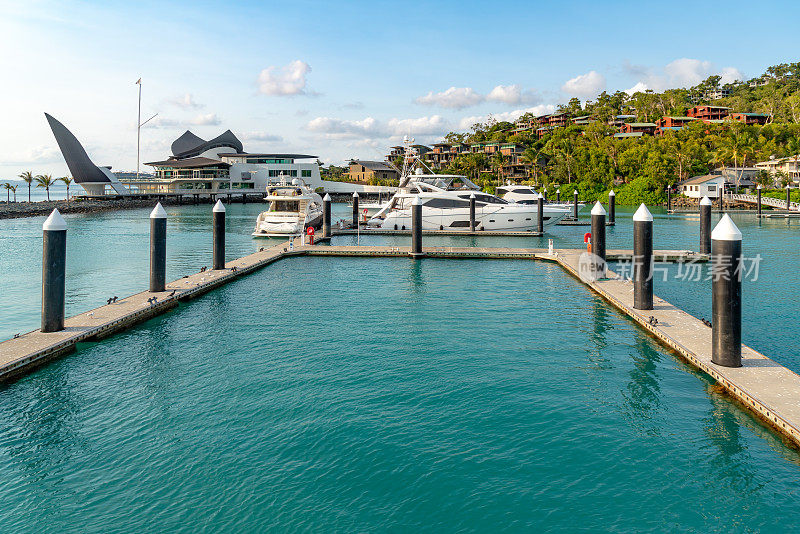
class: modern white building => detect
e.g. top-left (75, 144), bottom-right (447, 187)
top-left (680, 174), bottom-right (725, 198)
top-left (45, 114), bottom-right (396, 197)
top-left (755, 155), bottom-right (800, 185)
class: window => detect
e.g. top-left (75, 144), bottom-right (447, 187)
top-left (301, 170), bottom-right (312, 178)
top-left (424, 198), bottom-right (471, 209)
top-left (708, 185), bottom-right (716, 192)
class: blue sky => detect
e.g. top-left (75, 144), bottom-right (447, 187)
top-left (1, 0), bottom-right (798, 178)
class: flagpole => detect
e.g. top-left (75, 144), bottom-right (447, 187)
top-left (136, 78), bottom-right (142, 179)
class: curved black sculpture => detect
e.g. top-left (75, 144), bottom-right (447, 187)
top-left (45, 113), bottom-right (111, 183)
top-left (171, 130), bottom-right (206, 156)
top-left (172, 130), bottom-right (244, 159)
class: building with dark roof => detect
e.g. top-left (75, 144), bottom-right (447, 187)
top-left (347, 160), bottom-right (399, 182)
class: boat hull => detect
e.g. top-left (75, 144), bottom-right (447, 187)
top-left (377, 206), bottom-right (568, 231)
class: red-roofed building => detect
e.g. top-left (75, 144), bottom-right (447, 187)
top-left (687, 106), bottom-right (730, 121)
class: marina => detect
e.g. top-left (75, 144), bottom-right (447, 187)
top-left (4, 203), bottom-right (799, 455)
top-left (6, 4), bottom-right (800, 530)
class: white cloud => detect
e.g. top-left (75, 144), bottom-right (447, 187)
top-left (486, 84), bottom-right (541, 105)
top-left (306, 115), bottom-right (450, 140)
top-left (561, 70), bottom-right (606, 99)
top-left (624, 81), bottom-right (649, 95)
top-left (720, 66), bottom-right (745, 85)
top-left (457, 104), bottom-right (556, 130)
top-left (415, 87), bottom-right (484, 109)
top-left (415, 84), bottom-right (541, 109)
top-left (241, 131), bottom-right (283, 142)
top-left (188, 113), bottom-right (221, 126)
top-left (387, 115), bottom-right (448, 135)
top-left (306, 116), bottom-right (385, 139)
top-left (166, 93), bottom-right (203, 109)
top-left (627, 58), bottom-right (746, 91)
top-left (257, 60), bottom-right (313, 96)
top-left (0, 145), bottom-right (61, 165)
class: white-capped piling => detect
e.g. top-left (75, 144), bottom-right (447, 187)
top-left (150, 203), bottom-right (167, 292)
top-left (711, 215), bottom-right (743, 368)
top-left (542, 188), bottom-right (547, 202)
top-left (469, 192), bottom-right (476, 232)
top-left (757, 184), bottom-right (762, 217)
top-left (608, 190), bottom-right (616, 224)
top-left (573, 189), bottom-right (579, 219)
top-left (633, 204), bottom-right (653, 310)
top-left (352, 192), bottom-right (359, 227)
top-left (212, 200), bottom-right (225, 270)
top-left (591, 201), bottom-right (606, 267)
top-left (666, 186), bottom-right (672, 211)
top-left (41, 209), bottom-right (67, 333)
top-left (787, 185), bottom-right (791, 210)
top-left (556, 188), bottom-right (561, 203)
top-left (700, 196), bottom-right (712, 255)
top-left (410, 196), bottom-right (424, 258)
top-left (322, 193), bottom-right (332, 238)
top-left (537, 193), bottom-right (544, 234)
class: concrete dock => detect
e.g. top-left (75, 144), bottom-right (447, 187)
top-left (1, 240), bottom-right (798, 450)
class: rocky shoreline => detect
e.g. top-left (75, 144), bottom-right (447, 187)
top-left (0, 198), bottom-right (190, 220)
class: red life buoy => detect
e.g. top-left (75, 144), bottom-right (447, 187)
top-left (307, 227), bottom-right (314, 235)
top-left (584, 232), bottom-right (591, 243)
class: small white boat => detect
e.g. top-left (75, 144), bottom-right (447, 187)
top-left (497, 184), bottom-right (584, 211)
top-left (252, 178), bottom-right (323, 237)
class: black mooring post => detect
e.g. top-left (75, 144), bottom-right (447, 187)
top-left (711, 214), bottom-right (742, 368)
top-left (591, 201), bottom-right (606, 274)
top-left (322, 194), bottom-right (332, 238)
top-left (633, 204), bottom-right (653, 310)
top-left (542, 188), bottom-right (547, 202)
top-left (410, 197), bottom-right (424, 257)
top-left (700, 196), bottom-right (712, 255)
top-left (608, 190), bottom-right (616, 224)
top-left (41, 209), bottom-right (67, 332)
top-left (573, 189), bottom-right (579, 219)
top-left (537, 193), bottom-right (544, 234)
top-left (666, 187), bottom-right (671, 211)
top-left (469, 193), bottom-right (476, 232)
top-left (787, 186), bottom-right (791, 210)
top-left (718, 190), bottom-right (723, 211)
top-left (352, 192), bottom-right (359, 228)
top-left (757, 185), bottom-right (762, 217)
top-left (212, 200), bottom-right (225, 270)
top-left (556, 189), bottom-right (561, 203)
top-left (150, 203), bottom-right (167, 292)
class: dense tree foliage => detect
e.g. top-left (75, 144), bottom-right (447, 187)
top-left (436, 62), bottom-right (800, 203)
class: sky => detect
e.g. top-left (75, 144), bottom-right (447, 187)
top-left (1, 0), bottom-right (799, 178)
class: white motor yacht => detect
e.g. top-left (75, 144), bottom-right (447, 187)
top-left (370, 180), bottom-right (569, 231)
top-left (252, 177), bottom-right (323, 237)
top-left (368, 138), bottom-right (568, 231)
top-left (497, 184), bottom-right (584, 211)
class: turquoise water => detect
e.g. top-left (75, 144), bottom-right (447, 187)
top-left (2, 203), bottom-right (800, 531)
top-left (1, 257), bottom-right (799, 532)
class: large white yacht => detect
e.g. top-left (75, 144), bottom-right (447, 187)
top-left (371, 180), bottom-right (568, 231)
top-left (368, 138), bottom-right (569, 231)
top-left (252, 178), bottom-right (323, 237)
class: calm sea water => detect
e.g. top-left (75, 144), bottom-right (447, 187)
top-left (1, 203), bottom-right (800, 531)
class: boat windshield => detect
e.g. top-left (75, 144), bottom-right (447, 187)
top-left (269, 200), bottom-right (300, 212)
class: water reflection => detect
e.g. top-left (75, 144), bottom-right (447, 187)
top-left (621, 333), bottom-right (663, 435)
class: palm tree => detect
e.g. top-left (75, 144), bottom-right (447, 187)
top-left (59, 176), bottom-right (74, 201)
top-left (491, 150), bottom-right (508, 186)
top-left (18, 171), bottom-right (34, 202)
top-left (9, 184), bottom-right (17, 202)
top-left (35, 174), bottom-right (56, 201)
top-left (3, 183), bottom-right (12, 204)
